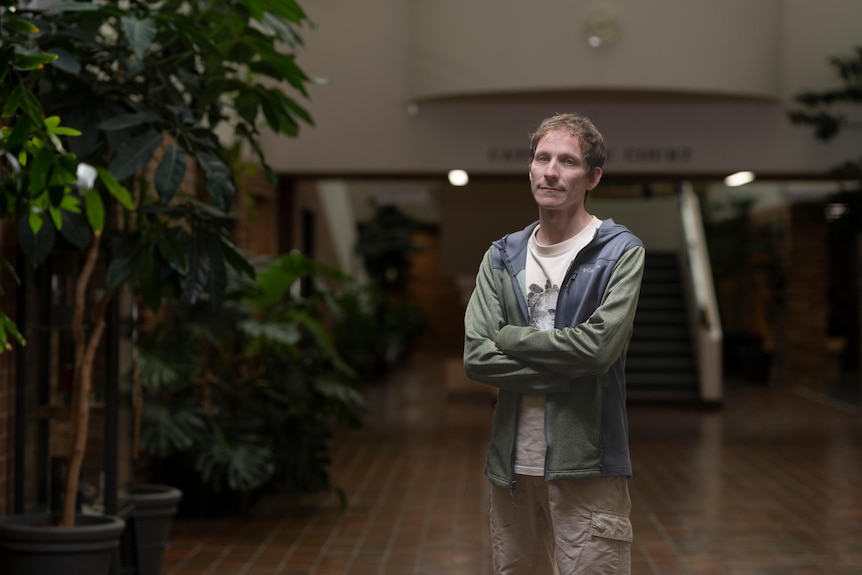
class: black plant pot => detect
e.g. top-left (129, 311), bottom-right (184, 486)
top-left (123, 484), bottom-right (182, 575)
top-left (0, 513), bottom-right (125, 575)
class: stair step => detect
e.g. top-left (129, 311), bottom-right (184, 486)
top-left (626, 356), bottom-right (696, 371)
top-left (638, 284), bottom-right (685, 297)
top-left (637, 297), bottom-right (689, 310)
top-left (631, 325), bottom-right (691, 339)
top-left (628, 251), bottom-right (705, 402)
top-left (626, 372), bottom-right (699, 386)
top-left (627, 388), bottom-right (702, 402)
top-left (634, 311), bottom-right (688, 324)
top-left (628, 340), bottom-right (695, 355)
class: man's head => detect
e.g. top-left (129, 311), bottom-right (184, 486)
top-left (528, 114), bottom-right (605, 219)
top-left (529, 113), bottom-right (606, 180)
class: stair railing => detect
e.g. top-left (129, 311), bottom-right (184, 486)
top-left (678, 182), bottom-right (723, 402)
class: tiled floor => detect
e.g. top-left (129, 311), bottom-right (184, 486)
top-left (161, 350), bottom-right (862, 575)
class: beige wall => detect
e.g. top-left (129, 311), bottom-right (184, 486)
top-left (260, 0), bottom-right (862, 177)
top-left (409, 0), bottom-right (780, 101)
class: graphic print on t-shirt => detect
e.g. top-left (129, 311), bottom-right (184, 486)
top-left (527, 278), bottom-right (558, 331)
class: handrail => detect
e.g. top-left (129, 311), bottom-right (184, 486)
top-left (679, 182), bottom-right (723, 402)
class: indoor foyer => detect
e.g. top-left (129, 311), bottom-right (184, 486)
top-left (159, 347), bottom-right (862, 575)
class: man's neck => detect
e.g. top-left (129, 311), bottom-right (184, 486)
top-left (536, 210), bottom-right (593, 246)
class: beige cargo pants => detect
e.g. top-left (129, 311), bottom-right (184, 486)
top-left (489, 475), bottom-right (632, 575)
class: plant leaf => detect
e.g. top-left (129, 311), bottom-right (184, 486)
top-left (158, 228), bottom-right (189, 274)
top-left (28, 146), bottom-right (53, 194)
top-left (196, 152), bottom-right (235, 212)
top-left (12, 52), bottom-right (59, 71)
top-left (2, 16), bottom-right (40, 35)
top-left (205, 174), bottom-right (236, 213)
top-left (18, 212), bottom-right (55, 267)
top-left (2, 85), bottom-right (23, 117)
top-left (106, 239), bottom-right (142, 291)
top-left (140, 404), bottom-right (207, 458)
top-left (17, 85), bottom-right (44, 124)
top-left (218, 231), bottom-right (255, 279)
top-left (194, 438), bottom-right (274, 492)
top-left (121, 15), bottom-right (157, 61)
top-left (4, 114), bottom-right (33, 150)
top-left (96, 167), bottom-right (135, 210)
top-left (108, 130), bottom-right (163, 182)
top-left (154, 144), bottom-right (187, 204)
top-left (47, 1), bottom-right (102, 13)
top-left (58, 209), bottom-right (92, 250)
top-left (238, 319), bottom-right (300, 346)
top-left (84, 188), bottom-right (105, 232)
top-left (97, 111), bottom-right (159, 132)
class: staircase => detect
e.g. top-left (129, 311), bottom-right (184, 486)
top-left (626, 252), bottom-right (701, 401)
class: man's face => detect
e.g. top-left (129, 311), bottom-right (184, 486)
top-left (529, 129), bottom-right (601, 213)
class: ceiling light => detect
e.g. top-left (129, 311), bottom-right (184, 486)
top-left (448, 169), bottom-right (469, 186)
top-left (724, 171), bottom-right (755, 187)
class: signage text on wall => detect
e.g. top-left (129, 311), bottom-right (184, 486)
top-left (487, 146), bottom-right (693, 165)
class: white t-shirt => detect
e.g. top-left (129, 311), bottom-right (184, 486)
top-left (514, 216), bottom-right (602, 476)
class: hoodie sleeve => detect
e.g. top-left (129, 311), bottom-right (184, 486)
top-left (494, 245), bottom-right (645, 378)
top-left (463, 247), bottom-right (573, 393)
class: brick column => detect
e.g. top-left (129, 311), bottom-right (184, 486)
top-left (778, 203), bottom-right (829, 391)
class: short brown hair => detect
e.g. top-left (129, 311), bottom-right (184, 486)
top-left (529, 113), bottom-right (606, 177)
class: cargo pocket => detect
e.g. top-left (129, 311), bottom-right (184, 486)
top-left (589, 511), bottom-right (633, 542)
top-left (585, 512), bottom-right (632, 575)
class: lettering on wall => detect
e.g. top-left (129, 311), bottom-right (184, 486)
top-left (617, 146), bottom-right (692, 164)
top-left (487, 147), bottom-right (532, 163)
top-left (487, 146), bottom-right (693, 165)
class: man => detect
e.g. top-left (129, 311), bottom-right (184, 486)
top-left (463, 113), bottom-right (645, 574)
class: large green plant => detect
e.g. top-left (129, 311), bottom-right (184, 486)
top-left (1, 0), bottom-right (314, 527)
top-left (1, 3), bottom-right (131, 351)
top-left (355, 203), bottom-right (425, 294)
top-left (137, 253), bottom-right (367, 508)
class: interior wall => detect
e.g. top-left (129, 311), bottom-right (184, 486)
top-left (438, 179), bottom-right (536, 277)
top-left (292, 180), bottom-right (343, 273)
top-left (260, 0), bottom-right (862, 178)
top-left (438, 180), bottom-right (683, 278)
top-left (409, 0), bottom-right (780, 100)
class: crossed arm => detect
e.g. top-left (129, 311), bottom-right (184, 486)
top-left (463, 246), bottom-right (645, 393)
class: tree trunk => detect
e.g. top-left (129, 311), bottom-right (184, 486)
top-left (61, 234), bottom-right (113, 527)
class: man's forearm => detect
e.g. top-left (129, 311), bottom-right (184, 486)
top-left (495, 247), bottom-right (644, 378)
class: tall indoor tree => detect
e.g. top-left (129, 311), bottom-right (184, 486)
top-left (1, 0), bottom-right (315, 527)
top-left (788, 44), bottom-right (862, 179)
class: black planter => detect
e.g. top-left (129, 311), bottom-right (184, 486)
top-left (123, 484), bottom-right (182, 575)
top-left (0, 513), bottom-right (125, 575)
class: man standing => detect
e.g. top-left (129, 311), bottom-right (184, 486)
top-left (463, 113), bottom-right (645, 574)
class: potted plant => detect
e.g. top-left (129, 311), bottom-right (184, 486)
top-left (0, 5), bottom-right (132, 573)
top-left (0, 0), bottom-right (315, 573)
top-left (352, 203), bottom-right (428, 371)
top-left (136, 253), bottom-right (368, 516)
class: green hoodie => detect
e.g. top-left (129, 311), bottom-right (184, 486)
top-left (463, 219), bottom-right (645, 489)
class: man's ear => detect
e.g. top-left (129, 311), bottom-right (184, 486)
top-left (588, 166), bottom-right (603, 190)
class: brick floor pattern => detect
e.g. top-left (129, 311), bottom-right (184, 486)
top-left (161, 351), bottom-right (862, 575)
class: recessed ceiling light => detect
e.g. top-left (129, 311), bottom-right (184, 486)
top-left (448, 170), bottom-right (469, 186)
top-left (724, 171), bottom-right (755, 187)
